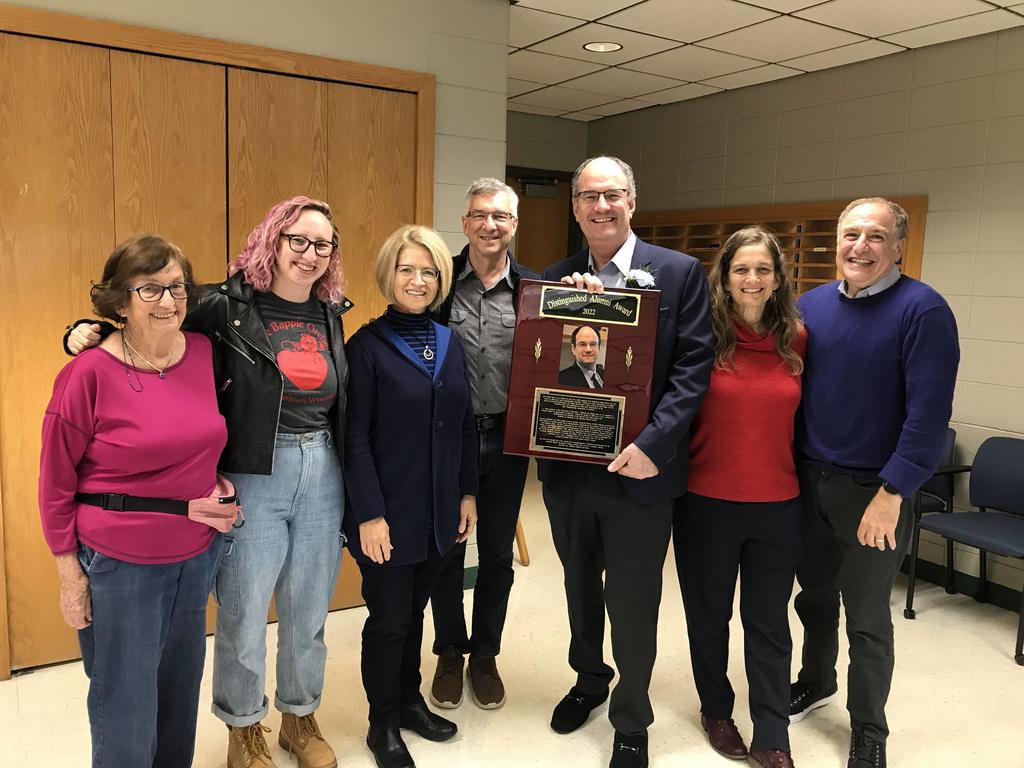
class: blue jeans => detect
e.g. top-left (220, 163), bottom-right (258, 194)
top-left (212, 431), bottom-right (344, 726)
top-left (77, 537), bottom-right (223, 768)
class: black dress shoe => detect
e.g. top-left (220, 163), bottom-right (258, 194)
top-left (550, 686), bottom-right (610, 734)
top-left (399, 699), bottom-right (458, 742)
top-left (610, 730), bottom-right (648, 768)
top-left (366, 725), bottom-right (415, 768)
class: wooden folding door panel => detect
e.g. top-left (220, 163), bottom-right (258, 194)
top-left (0, 33), bottom-right (115, 670)
top-left (328, 84), bottom-right (418, 335)
top-left (227, 69), bottom-right (328, 260)
top-left (111, 51), bottom-right (227, 283)
top-left (326, 84), bottom-right (418, 610)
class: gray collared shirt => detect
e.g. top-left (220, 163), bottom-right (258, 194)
top-left (838, 265), bottom-right (901, 299)
top-left (449, 255), bottom-right (517, 415)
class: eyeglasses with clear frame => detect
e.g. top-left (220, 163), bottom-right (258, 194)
top-left (395, 265), bottom-right (440, 283)
top-left (575, 189), bottom-right (630, 205)
top-left (280, 233), bottom-right (338, 258)
top-left (126, 282), bottom-right (193, 302)
top-left (465, 210), bottom-right (515, 225)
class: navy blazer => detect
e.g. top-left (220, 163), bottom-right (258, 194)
top-left (540, 238), bottom-right (714, 505)
top-left (343, 316), bottom-right (479, 566)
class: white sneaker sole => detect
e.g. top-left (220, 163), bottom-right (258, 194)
top-left (467, 670), bottom-right (506, 710)
top-left (789, 690), bottom-right (838, 724)
top-left (429, 689), bottom-right (463, 709)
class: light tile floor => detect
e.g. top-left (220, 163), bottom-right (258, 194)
top-left (3, 474), bottom-right (1022, 766)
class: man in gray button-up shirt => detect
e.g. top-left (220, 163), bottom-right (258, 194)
top-left (429, 178), bottom-right (539, 712)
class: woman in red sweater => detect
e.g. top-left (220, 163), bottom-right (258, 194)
top-left (674, 226), bottom-right (806, 768)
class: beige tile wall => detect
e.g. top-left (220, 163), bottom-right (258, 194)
top-left (506, 111), bottom-right (588, 173)
top-left (578, 26), bottom-right (1024, 588)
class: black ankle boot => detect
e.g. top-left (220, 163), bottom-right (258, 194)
top-left (399, 699), bottom-right (458, 742)
top-left (366, 725), bottom-right (415, 768)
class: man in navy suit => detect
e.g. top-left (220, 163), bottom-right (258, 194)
top-left (558, 325), bottom-right (605, 389)
top-left (541, 156), bottom-right (714, 768)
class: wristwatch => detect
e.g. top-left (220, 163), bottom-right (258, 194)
top-left (881, 480), bottom-right (901, 496)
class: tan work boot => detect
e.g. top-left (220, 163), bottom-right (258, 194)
top-left (227, 723), bottom-right (277, 768)
top-left (279, 712), bottom-right (338, 768)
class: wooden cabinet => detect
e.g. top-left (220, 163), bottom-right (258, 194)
top-left (632, 197), bottom-right (928, 292)
top-left (0, 7), bottom-right (434, 676)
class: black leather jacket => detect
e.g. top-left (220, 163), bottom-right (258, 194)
top-left (66, 271), bottom-right (352, 475)
top-left (190, 272), bottom-right (352, 474)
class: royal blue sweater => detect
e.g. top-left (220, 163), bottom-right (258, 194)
top-left (796, 276), bottom-right (959, 496)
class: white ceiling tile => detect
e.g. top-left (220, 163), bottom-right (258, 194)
top-left (586, 98), bottom-right (656, 116)
top-left (506, 102), bottom-right (566, 116)
top-left (509, 6), bottom-right (585, 48)
top-left (514, 0), bottom-right (639, 20)
top-left (622, 44), bottom-right (764, 80)
top-left (528, 22), bottom-right (682, 65)
top-left (508, 78), bottom-right (548, 98)
top-left (882, 9), bottom-right (1024, 47)
top-left (560, 67), bottom-right (686, 98)
top-left (781, 39), bottom-right (905, 71)
top-left (701, 63), bottom-right (803, 89)
top-left (561, 112), bottom-right (604, 121)
top-left (742, 0), bottom-right (822, 9)
top-left (701, 16), bottom-right (865, 61)
top-left (600, 0), bottom-right (778, 44)
top-left (795, 0), bottom-right (992, 38)
top-left (639, 82), bottom-right (723, 104)
top-left (509, 85), bottom-right (616, 112)
top-left (508, 50), bottom-right (605, 84)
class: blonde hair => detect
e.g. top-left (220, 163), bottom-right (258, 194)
top-left (373, 225), bottom-right (453, 312)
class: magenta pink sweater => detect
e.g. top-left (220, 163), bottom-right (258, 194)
top-left (39, 332), bottom-right (227, 564)
top-left (688, 321), bottom-right (807, 503)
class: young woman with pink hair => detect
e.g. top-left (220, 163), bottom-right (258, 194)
top-left (67, 196), bottom-right (351, 768)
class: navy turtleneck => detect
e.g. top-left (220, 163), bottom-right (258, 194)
top-left (384, 305), bottom-right (436, 375)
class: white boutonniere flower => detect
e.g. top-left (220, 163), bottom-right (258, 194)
top-left (625, 264), bottom-right (657, 289)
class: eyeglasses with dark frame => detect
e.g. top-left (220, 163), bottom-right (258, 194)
top-left (280, 233), bottom-right (338, 258)
top-left (575, 189), bottom-right (630, 205)
top-left (126, 282), bottom-right (193, 302)
top-left (465, 210), bottom-right (516, 225)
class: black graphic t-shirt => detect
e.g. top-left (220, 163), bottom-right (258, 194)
top-left (256, 291), bottom-right (338, 434)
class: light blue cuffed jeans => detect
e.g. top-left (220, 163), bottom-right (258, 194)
top-left (212, 430), bottom-right (344, 726)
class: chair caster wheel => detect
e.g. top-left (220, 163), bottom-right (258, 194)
top-left (903, 608), bottom-right (916, 620)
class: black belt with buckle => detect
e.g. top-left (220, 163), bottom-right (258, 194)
top-left (474, 412), bottom-right (505, 432)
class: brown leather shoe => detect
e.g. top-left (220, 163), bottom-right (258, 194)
top-left (701, 715), bottom-right (748, 760)
top-left (227, 723), bottom-right (277, 768)
top-left (467, 654), bottom-right (506, 709)
top-left (278, 713), bottom-right (337, 768)
top-left (430, 646), bottom-right (465, 709)
top-left (748, 748), bottom-right (796, 767)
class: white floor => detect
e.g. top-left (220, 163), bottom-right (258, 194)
top-left (3, 473), bottom-right (1023, 767)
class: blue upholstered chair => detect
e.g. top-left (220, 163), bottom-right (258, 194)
top-left (903, 436), bottom-right (1024, 666)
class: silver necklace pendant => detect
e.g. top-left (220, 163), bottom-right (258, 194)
top-left (423, 346), bottom-right (434, 361)
top-left (158, 372), bottom-right (166, 379)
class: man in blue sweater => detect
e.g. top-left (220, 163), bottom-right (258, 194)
top-left (789, 198), bottom-right (959, 768)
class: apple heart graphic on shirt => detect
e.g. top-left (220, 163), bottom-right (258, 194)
top-left (277, 334), bottom-right (327, 390)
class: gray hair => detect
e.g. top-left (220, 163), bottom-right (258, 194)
top-left (838, 197), bottom-right (908, 241)
top-left (465, 177), bottom-right (519, 217)
top-left (571, 156), bottom-right (637, 199)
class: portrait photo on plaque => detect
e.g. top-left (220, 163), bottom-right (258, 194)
top-left (557, 324), bottom-right (608, 390)
top-left (503, 279), bottom-right (660, 465)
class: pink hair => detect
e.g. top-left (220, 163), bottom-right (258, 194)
top-left (229, 196), bottom-right (345, 304)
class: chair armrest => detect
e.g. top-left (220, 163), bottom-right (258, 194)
top-left (931, 464), bottom-right (972, 476)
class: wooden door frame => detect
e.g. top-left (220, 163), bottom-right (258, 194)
top-left (0, 2), bottom-right (436, 681)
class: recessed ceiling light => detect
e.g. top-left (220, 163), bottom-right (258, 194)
top-left (583, 41), bottom-right (622, 53)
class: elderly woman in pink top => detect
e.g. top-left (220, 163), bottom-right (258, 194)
top-left (39, 234), bottom-right (227, 768)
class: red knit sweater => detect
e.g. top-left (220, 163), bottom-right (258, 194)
top-left (687, 319), bottom-right (807, 502)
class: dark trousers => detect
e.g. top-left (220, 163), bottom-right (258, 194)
top-left (674, 493), bottom-right (802, 752)
top-left (359, 547), bottom-right (444, 726)
top-left (794, 462), bottom-right (912, 741)
top-left (431, 424), bottom-right (529, 657)
top-left (543, 463), bottom-right (672, 735)
top-left (78, 537), bottom-right (223, 768)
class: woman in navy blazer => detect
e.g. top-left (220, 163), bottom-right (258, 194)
top-left (344, 224), bottom-right (478, 768)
